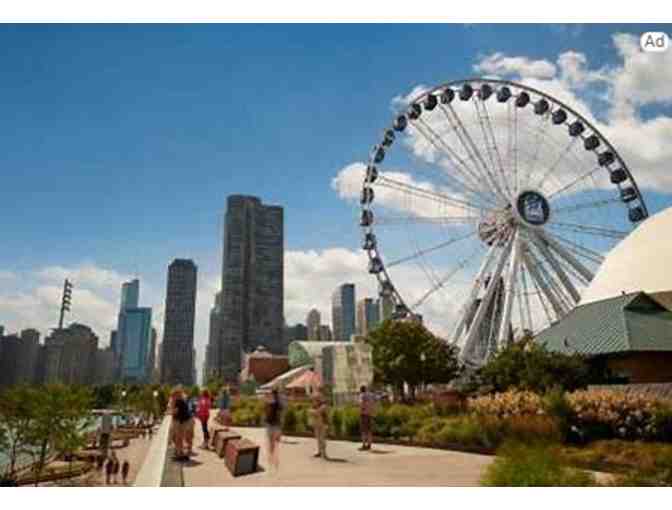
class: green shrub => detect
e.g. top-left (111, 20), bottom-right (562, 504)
top-left (341, 406), bottom-right (361, 437)
top-left (295, 405), bottom-right (310, 433)
top-left (329, 408), bottom-right (343, 438)
top-left (481, 441), bottom-right (596, 486)
top-left (436, 416), bottom-right (483, 447)
top-left (282, 406), bottom-right (297, 433)
top-left (414, 417), bottom-right (449, 444)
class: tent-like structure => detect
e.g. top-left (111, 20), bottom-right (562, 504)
top-left (536, 292), bottom-right (672, 383)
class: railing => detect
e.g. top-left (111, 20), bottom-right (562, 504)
top-left (133, 415), bottom-right (171, 487)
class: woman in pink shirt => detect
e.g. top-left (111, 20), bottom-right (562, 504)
top-left (196, 389), bottom-right (213, 449)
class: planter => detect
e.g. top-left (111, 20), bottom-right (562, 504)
top-left (213, 430), bottom-right (241, 458)
top-left (225, 439), bottom-right (260, 477)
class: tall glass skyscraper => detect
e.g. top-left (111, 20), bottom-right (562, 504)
top-left (120, 308), bottom-right (152, 382)
top-left (117, 278), bottom-right (152, 383)
top-left (332, 283), bottom-right (356, 341)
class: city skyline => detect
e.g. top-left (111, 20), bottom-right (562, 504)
top-left (1, 24), bottom-right (672, 382)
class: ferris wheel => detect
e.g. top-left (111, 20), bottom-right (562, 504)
top-left (360, 78), bottom-right (648, 367)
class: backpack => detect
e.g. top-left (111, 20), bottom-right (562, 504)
top-left (175, 398), bottom-right (190, 423)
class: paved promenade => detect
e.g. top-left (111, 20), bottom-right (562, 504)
top-left (178, 415), bottom-right (493, 486)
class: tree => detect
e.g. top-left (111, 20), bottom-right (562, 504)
top-left (0, 386), bottom-right (37, 480)
top-left (25, 384), bottom-right (93, 485)
top-left (92, 385), bottom-right (116, 409)
top-left (475, 341), bottom-right (594, 394)
top-left (365, 319), bottom-right (460, 401)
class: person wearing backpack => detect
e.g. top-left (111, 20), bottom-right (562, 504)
top-left (171, 387), bottom-right (190, 461)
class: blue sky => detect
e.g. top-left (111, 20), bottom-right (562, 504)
top-left (1, 24), bottom-right (671, 380)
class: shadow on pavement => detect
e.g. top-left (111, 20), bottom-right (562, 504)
top-left (281, 439), bottom-right (300, 445)
top-left (368, 449), bottom-right (393, 455)
top-left (323, 457), bottom-right (348, 463)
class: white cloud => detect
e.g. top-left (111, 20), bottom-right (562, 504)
top-left (462, 34), bottom-right (672, 192)
top-left (0, 270), bottom-right (17, 281)
top-left (284, 247), bottom-right (468, 338)
top-left (391, 84), bottom-right (431, 111)
top-left (474, 53), bottom-right (557, 79)
top-left (36, 263), bottom-right (131, 290)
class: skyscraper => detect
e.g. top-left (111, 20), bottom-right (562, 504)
top-left (217, 195), bottom-right (284, 381)
top-left (332, 283), bottom-right (356, 342)
top-left (318, 325), bottom-right (333, 341)
top-left (120, 279), bottom-right (139, 310)
top-left (117, 279), bottom-right (152, 383)
top-left (357, 298), bottom-right (380, 336)
top-left (204, 291), bottom-right (224, 382)
top-left (161, 259), bottom-right (198, 385)
top-left (306, 309), bottom-right (321, 341)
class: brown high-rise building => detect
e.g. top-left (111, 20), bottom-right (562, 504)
top-left (160, 259), bottom-right (197, 385)
top-left (43, 324), bottom-right (99, 385)
top-left (215, 195), bottom-right (284, 382)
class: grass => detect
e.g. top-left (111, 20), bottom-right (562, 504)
top-left (481, 441), bottom-right (596, 486)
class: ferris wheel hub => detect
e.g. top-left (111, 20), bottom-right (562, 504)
top-left (514, 190), bottom-right (551, 227)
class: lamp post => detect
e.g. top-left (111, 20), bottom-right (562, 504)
top-left (153, 390), bottom-right (159, 424)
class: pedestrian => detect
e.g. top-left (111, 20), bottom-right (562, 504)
top-left (96, 454), bottom-right (105, 471)
top-left (110, 451), bottom-right (120, 484)
top-left (264, 389), bottom-right (284, 472)
top-left (171, 386), bottom-right (190, 461)
top-left (185, 395), bottom-right (196, 456)
top-left (217, 386), bottom-right (232, 432)
top-left (121, 460), bottom-right (130, 485)
top-left (310, 394), bottom-right (329, 459)
top-left (104, 456), bottom-right (114, 485)
top-left (359, 385), bottom-right (375, 451)
top-left (197, 389), bottom-right (213, 449)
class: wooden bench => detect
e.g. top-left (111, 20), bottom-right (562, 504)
top-left (213, 430), bottom-right (241, 458)
top-left (225, 438), bottom-right (260, 477)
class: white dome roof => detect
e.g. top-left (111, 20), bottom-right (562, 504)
top-left (581, 207), bottom-right (672, 304)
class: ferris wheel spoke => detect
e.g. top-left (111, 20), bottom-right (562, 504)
top-left (376, 175), bottom-right (490, 213)
top-left (528, 230), bottom-right (581, 304)
top-left (553, 197), bottom-right (621, 216)
top-left (496, 231), bottom-right (521, 347)
top-left (374, 215), bottom-right (478, 226)
top-left (386, 231), bottom-right (477, 268)
top-left (410, 119), bottom-right (499, 208)
top-left (521, 113), bottom-right (551, 192)
top-left (534, 137), bottom-right (579, 191)
top-left (460, 236), bottom-right (515, 363)
top-left (547, 221), bottom-right (628, 240)
top-left (518, 262), bottom-right (534, 333)
top-left (536, 230), bottom-right (598, 281)
top-left (547, 164), bottom-right (603, 200)
top-left (439, 103), bottom-right (509, 203)
top-left (547, 231), bottom-right (604, 264)
top-left (476, 99), bottom-right (514, 200)
top-left (410, 248), bottom-right (480, 310)
top-left (521, 242), bottom-right (567, 319)
top-left (471, 99), bottom-right (513, 200)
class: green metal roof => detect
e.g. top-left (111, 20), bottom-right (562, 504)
top-left (536, 292), bottom-right (672, 356)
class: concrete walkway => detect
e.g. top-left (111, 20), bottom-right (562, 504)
top-left (180, 416), bottom-right (493, 486)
